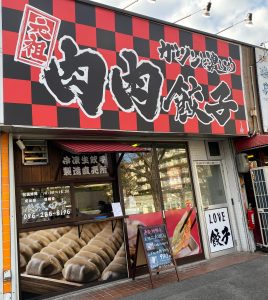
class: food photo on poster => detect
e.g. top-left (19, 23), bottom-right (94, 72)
top-left (126, 212), bottom-right (163, 259)
top-left (15, 142), bottom-right (130, 298)
top-left (19, 221), bottom-right (128, 295)
top-left (126, 208), bottom-right (201, 263)
top-left (167, 208), bottom-right (200, 259)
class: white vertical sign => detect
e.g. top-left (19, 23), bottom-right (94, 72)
top-left (112, 202), bottom-right (123, 217)
top-left (205, 208), bottom-right (234, 253)
top-left (255, 47), bottom-right (268, 132)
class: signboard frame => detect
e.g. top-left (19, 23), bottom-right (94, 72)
top-left (132, 224), bottom-right (179, 288)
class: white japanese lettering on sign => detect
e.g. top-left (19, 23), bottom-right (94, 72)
top-left (21, 186), bottom-right (72, 224)
top-left (15, 5), bottom-right (60, 68)
top-left (62, 153), bottom-right (108, 176)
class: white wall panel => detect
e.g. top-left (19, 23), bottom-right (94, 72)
top-left (222, 139), bottom-right (250, 252)
top-left (188, 140), bottom-right (207, 161)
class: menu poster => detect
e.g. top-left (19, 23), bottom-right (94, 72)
top-left (133, 224), bottom-right (179, 287)
top-left (20, 186), bottom-right (72, 224)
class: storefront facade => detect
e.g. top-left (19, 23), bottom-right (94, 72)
top-left (0, 0), bottom-right (254, 299)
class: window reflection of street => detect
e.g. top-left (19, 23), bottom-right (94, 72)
top-left (121, 146), bottom-right (194, 215)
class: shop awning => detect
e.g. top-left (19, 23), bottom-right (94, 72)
top-left (56, 141), bottom-right (147, 154)
top-left (234, 134), bottom-right (268, 152)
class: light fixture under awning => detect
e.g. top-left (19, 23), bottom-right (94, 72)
top-left (56, 141), bottom-right (146, 154)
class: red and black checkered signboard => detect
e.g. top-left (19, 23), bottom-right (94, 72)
top-left (2, 0), bottom-right (248, 135)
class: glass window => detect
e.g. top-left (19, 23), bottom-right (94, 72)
top-left (157, 147), bottom-right (194, 210)
top-left (120, 150), bottom-right (161, 215)
top-left (74, 183), bottom-right (113, 216)
top-left (20, 186), bottom-right (72, 224)
top-left (196, 164), bottom-right (227, 207)
top-left (207, 142), bottom-right (221, 157)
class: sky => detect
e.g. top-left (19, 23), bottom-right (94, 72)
top-left (90, 0), bottom-right (268, 47)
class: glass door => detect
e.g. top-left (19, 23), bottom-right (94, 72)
top-left (194, 161), bottom-right (235, 257)
top-left (120, 149), bottom-right (163, 262)
top-left (157, 147), bottom-right (202, 260)
top-left (120, 145), bottom-right (203, 264)
top-left (196, 162), bottom-right (227, 209)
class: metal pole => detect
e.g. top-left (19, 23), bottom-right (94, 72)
top-left (174, 8), bottom-right (202, 23)
top-left (216, 19), bottom-right (244, 34)
top-left (123, 0), bottom-right (139, 10)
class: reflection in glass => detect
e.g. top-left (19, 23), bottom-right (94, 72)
top-left (120, 150), bottom-right (161, 215)
top-left (157, 148), bottom-right (194, 210)
top-left (196, 164), bottom-right (227, 207)
top-left (121, 146), bottom-right (194, 214)
top-left (74, 183), bottom-right (113, 215)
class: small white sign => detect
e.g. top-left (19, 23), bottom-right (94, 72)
top-left (112, 202), bottom-right (123, 217)
top-left (205, 207), bottom-right (234, 253)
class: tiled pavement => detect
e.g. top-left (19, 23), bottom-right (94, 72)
top-left (51, 251), bottom-right (264, 300)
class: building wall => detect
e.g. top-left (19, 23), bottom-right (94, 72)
top-left (0, 133), bottom-right (19, 300)
top-left (14, 141), bottom-right (62, 186)
top-left (222, 139), bottom-right (250, 252)
top-left (1, 133), bottom-right (11, 298)
top-left (241, 46), bottom-right (262, 134)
